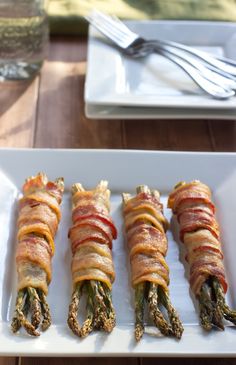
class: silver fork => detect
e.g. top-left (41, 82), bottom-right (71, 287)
top-left (85, 10), bottom-right (235, 99)
top-left (110, 13), bottom-right (236, 77)
top-left (86, 10), bottom-right (236, 78)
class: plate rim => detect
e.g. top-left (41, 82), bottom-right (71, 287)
top-left (85, 102), bottom-right (236, 120)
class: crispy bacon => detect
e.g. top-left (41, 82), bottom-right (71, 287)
top-left (68, 217), bottom-right (113, 249)
top-left (127, 224), bottom-right (167, 257)
top-left (72, 211), bottom-right (117, 239)
top-left (20, 192), bottom-right (61, 221)
top-left (16, 236), bottom-right (52, 284)
top-left (15, 173), bottom-right (64, 294)
top-left (18, 203), bottom-right (58, 237)
top-left (69, 181), bottom-right (116, 289)
top-left (168, 180), bottom-right (227, 296)
top-left (123, 188), bottom-right (169, 291)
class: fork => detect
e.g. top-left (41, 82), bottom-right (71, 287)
top-left (87, 10), bottom-right (236, 78)
top-left (85, 10), bottom-right (236, 99)
top-left (110, 13), bottom-right (236, 77)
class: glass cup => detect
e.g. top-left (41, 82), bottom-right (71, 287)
top-left (0, 0), bottom-right (48, 81)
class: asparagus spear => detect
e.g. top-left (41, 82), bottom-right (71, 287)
top-left (28, 287), bottom-right (42, 329)
top-left (38, 289), bottom-right (52, 331)
top-left (158, 286), bottom-right (184, 338)
top-left (67, 282), bottom-right (83, 336)
top-left (11, 287), bottom-right (51, 336)
top-left (91, 280), bottom-right (109, 329)
top-left (134, 283), bottom-right (145, 341)
top-left (147, 283), bottom-right (172, 336)
top-left (11, 290), bottom-right (28, 333)
top-left (213, 277), bottom-right (236, 325)
top-left (199, 282), bottom-right (214, 331)
top-left (67, 280), bottom-right (116, 337)
top-left (97, 281), bottom-right (116, 332)
top-left (198, 276), bottom-right (236, 330)
top-left (80, 283), bottom-right (94, 338)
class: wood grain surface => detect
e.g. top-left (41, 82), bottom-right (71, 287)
top-left (0, 78), bottom-right (38, 147)
top-left (0, 36), bottom-right (236, 364)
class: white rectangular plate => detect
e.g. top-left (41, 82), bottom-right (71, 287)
top-left (85, 20), bottom-right (236, 109)
top-left (0, 148), bottom-right (236, 356)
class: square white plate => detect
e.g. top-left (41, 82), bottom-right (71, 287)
top-left (0, 148), bottom-right (236, 356)
top-left (85, 20), bottom-right (236, 109)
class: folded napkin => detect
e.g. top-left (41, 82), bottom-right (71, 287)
top-left (48, 0), bottom-right (236, 35)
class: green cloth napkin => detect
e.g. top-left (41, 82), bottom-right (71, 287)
top-left (48, 0), bottom-right (236, 35)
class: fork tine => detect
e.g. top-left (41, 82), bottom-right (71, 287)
top-left (86, 15), bottom-right (130, 46)
top-left (87, 14), bottom-right (127, 40)
top-left (86, 10), bottom-right (138, 48)
top-left (110, 14), bottom-right (133, 32)
top-left (88, 11), bottom-right (128, 39)
top-left (93, 10), bottom-right (136, 38)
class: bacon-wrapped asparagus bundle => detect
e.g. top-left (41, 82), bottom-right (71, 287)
top-left (67, 180), bottom-right (117, 337)
top-left (11, 172), bottom-right (64, 336)
top-left (168, 180), bottom-right (236, 330)
top-left (122, 185), bottom-right (183, 341)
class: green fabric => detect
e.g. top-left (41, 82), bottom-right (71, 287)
top-left (48, 0), bottom-right (236, 35)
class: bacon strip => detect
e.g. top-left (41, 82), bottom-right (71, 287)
top-left (168, 180), bottom-right (227, 296)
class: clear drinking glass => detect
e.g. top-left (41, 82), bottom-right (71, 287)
top-left (0, 0), bottom-right (48, 81)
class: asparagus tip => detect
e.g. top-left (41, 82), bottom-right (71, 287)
top-left (148, 284), bottom-right (173, 337)
top-left (79, 319), bottom-right (93, 338)
top-left (103, 317), bottom-right (116, 333)
top-left (135, 324), bottom-right (144, 341)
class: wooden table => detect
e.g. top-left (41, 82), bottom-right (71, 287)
top-left (0, 36), bottom-right (236, 365)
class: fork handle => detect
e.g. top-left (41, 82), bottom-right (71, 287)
top-left (154, 45), bottom-right (236, 90)
top-left (153, 39), bottom-right (236, 76)
top-left (140, 40), bottom-right (236, 80)
top-left (156, 49), bottom-right (235, 99)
